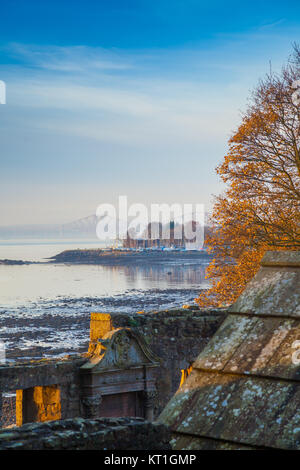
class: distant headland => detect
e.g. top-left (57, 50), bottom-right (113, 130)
top-left (0, 248), bottom-right (211, 266)
top-left (48, 248), bottom-right (210, 265)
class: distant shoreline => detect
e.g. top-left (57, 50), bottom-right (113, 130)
top-left (0, 248), bottom-right (212, 266)
top-left (0, 259), bottom-right (42, 265)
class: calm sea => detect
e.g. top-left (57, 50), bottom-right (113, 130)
top-left (0, 239), bottom-right (211, 360)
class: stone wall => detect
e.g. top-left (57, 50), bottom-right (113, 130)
top-left (0, 307), bottom-right (226, 426)
top-left (0, 357), bottom-right (85, 427)
top-left (0, 417), bottom-right (171, 450)
top-left (90, 308), bottom-right (226, 414)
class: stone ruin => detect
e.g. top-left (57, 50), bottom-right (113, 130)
top-left (0, 327), bottom-right (160, 428)
top-left (0, 304), bottom-right (223, 449)
top-left (0, 326), bottom-right (169, 450)
top-left (0, 250), bottom-right (299, 450)
top-left (80, 327), bottom-right (160, 421)
top-left (0, 307), bottom-right (223, 429)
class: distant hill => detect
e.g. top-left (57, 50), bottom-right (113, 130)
top-left (0, 215), bottom-right (99, 239)
top-left (0, 212), bottom-right (212, 240)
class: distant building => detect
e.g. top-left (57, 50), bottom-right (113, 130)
top-left (122, 221), bottom-right (199, 250)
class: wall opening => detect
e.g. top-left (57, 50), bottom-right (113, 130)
top-left (16, 385), bottom-right (61, 426)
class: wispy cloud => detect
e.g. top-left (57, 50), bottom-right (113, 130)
top-left (7, 78), bottom-right (241, 149)
top-left (0, 29), bottom-right (297, 224)
top-left (1, 43), bottom-right (133, 73)
top-left (1, 33), bottom-right (295, 148)
top-left (1, 42), bottom-right (249, 150)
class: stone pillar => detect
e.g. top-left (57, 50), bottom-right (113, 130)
top-left (144, 391), bottom-right (157, 421)
top-left (81, 394), bottom-right (102, 418)
top-left (88, 313), bottom-right (114, 354)
top-left (16, 389), bottom-right (23, 426)
top-left (16, 385), bottom-right (61, 426)
top-left (59, 383), bottom-right (81, 420)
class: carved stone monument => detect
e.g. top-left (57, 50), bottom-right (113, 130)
top-left (80, 328), bottom-right (160, 420)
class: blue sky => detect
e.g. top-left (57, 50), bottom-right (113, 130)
top-left (0, 1), bottom-right (299, 225)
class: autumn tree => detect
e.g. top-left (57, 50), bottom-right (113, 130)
top-left (196, 45), bottom-right (300, 307)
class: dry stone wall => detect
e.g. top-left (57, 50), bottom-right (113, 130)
top-left (0, 308), bottom-right (226, 426)
top-left (0, 417), bottom-right (171, 450)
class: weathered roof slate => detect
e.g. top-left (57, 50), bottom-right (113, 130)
top-left (163, 371), bottom-right (300, 449)
top-left (193, 315), bottom-right (300, 381)
top-left (159, 251), bottom-right (300, 450)
top-left (230, 251), bottom-right (300, 318)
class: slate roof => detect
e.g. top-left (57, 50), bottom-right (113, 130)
top-left (159, 251), bottom-right (300, 450)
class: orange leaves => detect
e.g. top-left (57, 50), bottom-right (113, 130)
top-left (195, 46), bottom-right (300, 308)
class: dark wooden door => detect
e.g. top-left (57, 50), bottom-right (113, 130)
top-left (100, 392), bottom-right (144, 418)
